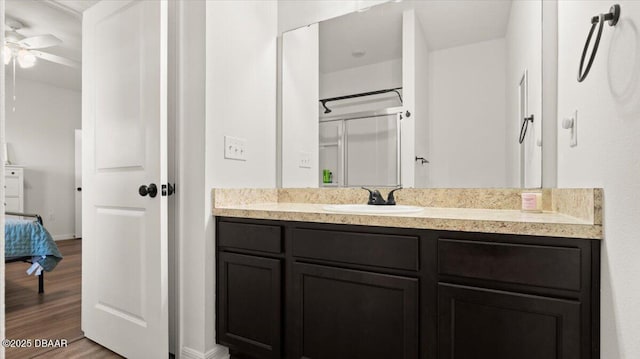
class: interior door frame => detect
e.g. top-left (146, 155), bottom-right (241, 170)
top-left (167, 0), bottom-right (180, 354)
top-left (0, 1), bottom-right (183, 355)
top-left (0, 1), bottom-right (181, 355)
top-left (0, 0), bottom-right (7, 353)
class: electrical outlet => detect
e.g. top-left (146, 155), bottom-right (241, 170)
top-left (224, 136), bottom-right (247, 161)
top-left (48, 212), bottom-right (55, 221)
top-left (298, 151), bottom-right (312, 169)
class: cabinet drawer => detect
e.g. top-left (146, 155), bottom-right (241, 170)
top-left (6, 168), bottom-right (22, 176)
top-left (292, 228), bottom-right (419, 271)
top-left (438, 238), bottom-right (581, 291)
top-left (218, 221), bottom-right (282, 253)
top-left (5, 176), bottom-right (21, 196)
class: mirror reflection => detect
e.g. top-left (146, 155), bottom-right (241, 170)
top-left (281, 0), bottom-right (542, 188)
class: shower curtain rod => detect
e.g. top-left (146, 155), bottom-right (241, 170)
top-left (320, 87), bottom-right (403, 114)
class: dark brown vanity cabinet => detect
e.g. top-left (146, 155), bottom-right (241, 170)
top-left (291, 262), bottom-right (419, 359)
top-left (438, 283), bottom-right (581, 359)
top-left (436, 236), bottom-right (599, 359)
top-left (216, 217), bottom-right (600, 359)
top-left (217, 221), bottom-right (283, 359)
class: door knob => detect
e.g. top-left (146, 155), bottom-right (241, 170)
top-left (139, 183), bottom-right (158, 198)
top-left (77, 187), bottom-right (82, 192)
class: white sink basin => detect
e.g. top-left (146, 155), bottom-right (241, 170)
top-left (323, 204), bottom-right (425, 214)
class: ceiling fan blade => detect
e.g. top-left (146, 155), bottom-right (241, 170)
top-left (18, 34), bottom-right (62, 49)
top-left (32, 50), bottom-right (80, 68)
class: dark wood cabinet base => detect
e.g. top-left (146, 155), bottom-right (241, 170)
top-left (216, 217), bottom-right (600, 359)
top-left (291, 262), bottom-right (419, 359)
top-left (438, 283), bottom-right (581, 359)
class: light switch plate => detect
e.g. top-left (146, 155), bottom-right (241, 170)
top-left (224, 136), bottom-right (247, 161)
top-left (298, 151), bottom-right (312, 169)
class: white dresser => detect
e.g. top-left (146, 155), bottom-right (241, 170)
top-left (5, 166), bottom-right (24, 213)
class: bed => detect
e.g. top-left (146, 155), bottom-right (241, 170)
top-left (4, 211), bottom-right (63, 293)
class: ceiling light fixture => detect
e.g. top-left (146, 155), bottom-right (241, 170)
top-left (4, 18), bottom-right (79, 112)
top-left (3, 18), bottom-right (75, 70)
top-left (17, 49), bottom-right (37, 68)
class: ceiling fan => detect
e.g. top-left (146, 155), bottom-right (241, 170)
top-left (4, 18), bottom-right (79, 69)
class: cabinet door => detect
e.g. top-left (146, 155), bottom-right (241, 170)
top-left (292, 262), bottom-right (418, 359)
top-left (438, 283), bottom-right (581, 359)
top-left (218, 252), bottom-right (281, 359)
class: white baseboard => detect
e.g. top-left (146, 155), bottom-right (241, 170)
top-left (52, 233), bottom-right (77, 241)
top-left (180, 347), bottom-right (201, 359)
top-left (181, 345), bottom-right (229, 359)
top-left (206, 346), bottom-right (230, 359)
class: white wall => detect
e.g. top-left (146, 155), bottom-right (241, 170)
top-left (203, 1), bottom-right (277, 357)
top-left (542, 0), bottom-right (558, 188)
top-left (180, 1), bottom-right (278, 356)
top-left (427, 38), bottom-right (508, 188)
top-left (282, 24), bottom-right (319, 188)
top-left (557, 1), bottom-right (640, 358)
top-left (177, 1), bottom-right (209, 355)
top-left (173, 1), bottom-right (204, 357)
top-left (5, 76), bottom-right (80, 239)
top-left (321, 58), bottom-right (402, 98)
top-left (506, 0), bottom-right (543, 188)
top-left (320, 58), bottom-right (402, 117)
top-left (206, 1), bottom-right (277, 190)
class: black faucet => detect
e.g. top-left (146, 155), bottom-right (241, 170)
top-left (362, 187), bottom-right (403, 206)
top-left (362, 187), bottom-right (386, 205)
top-left (385, 187), bottom-right (402, 205)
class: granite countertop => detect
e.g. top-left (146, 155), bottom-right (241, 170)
top-left (212, 188), bottom-right (603, 240)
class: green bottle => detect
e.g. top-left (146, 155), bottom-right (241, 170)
top-left (322, 169), bottom-right (330, 183)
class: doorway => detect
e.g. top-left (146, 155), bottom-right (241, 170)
top-left (5, 0), bottom-right (178, 358)
top-left (3, 1), bottom-right (89, 357)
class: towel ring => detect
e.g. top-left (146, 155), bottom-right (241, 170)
top-left (519, 115), bottom-right (534, 144)
top-left (578, 4), bottom-right (620, 82)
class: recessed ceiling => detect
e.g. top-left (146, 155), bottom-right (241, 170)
top-left (4, 0), bottom-right (93, 91)
top-left (320, 4), bottom-right (404, 74)
top-left (320, 0), bottom-right (513, 74)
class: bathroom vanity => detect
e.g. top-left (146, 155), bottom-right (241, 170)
top-left (213, 188), bottom-right (602, 359)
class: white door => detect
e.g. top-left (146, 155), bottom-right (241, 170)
top-left (82, 1), bottom-right (168, 358)
top-left (74, 129), bottom-right (82, 238)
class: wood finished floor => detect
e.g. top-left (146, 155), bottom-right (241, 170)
top-left (5, 239), bottom-right (122, 358)
top-left (31, 338), bottom-right (122, 358)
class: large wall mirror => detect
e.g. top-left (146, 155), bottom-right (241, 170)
top-left (281, 0), bottom-right (542, 188)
